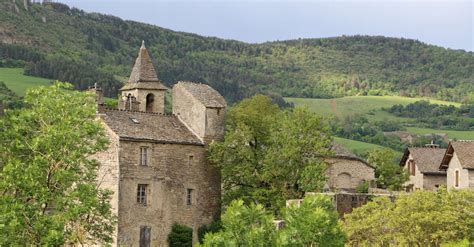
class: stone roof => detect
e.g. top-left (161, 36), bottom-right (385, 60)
top-left (101, 109), bottom-right (203, 145)
top-left (440, 140), bottom-right (474, 170)
top-left (329, 143), bottom-right (375, 169)
top-left (175, 81), bottom-right (226, 108)
top-left (120, 41), bottom-right (167, 91)
top-left (400, 147), bottom-right (446, 174)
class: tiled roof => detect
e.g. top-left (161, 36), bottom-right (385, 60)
top-left (400, 147), bottom-right (446, 174)
top-left (329, 143), bottom-right (375, 169)
top-left (175, 81), bottom-right (226, 108)
top-left (121, 41), bottom-right (167, 91)
top-left (101, 109), bottom-right (203, 145)
top-left (440, 141), bottom-right (474, 170)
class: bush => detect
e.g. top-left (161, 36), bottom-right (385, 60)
top-left (356, 181), bottom-right (369, 193)
top-left (197, 220), bottom-right (222, 244)
top-left (168, 224), bottom-right (193, 247)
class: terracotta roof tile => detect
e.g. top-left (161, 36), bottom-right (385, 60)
top-left (175, 81), bottom-right (226, 108)
top-left (101, 109), bottom-right (202, 145)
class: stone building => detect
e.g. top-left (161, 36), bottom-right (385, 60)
top-left (439, 140), bottom-right (474, 190)
top-left (94, 42), bottom-right (226, 246)
top-left (324, 145), bottom-right (375, 192)
top-left (399, 147), bottom-right (447, 191)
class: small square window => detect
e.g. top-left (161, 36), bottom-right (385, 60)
top-left (186, 188), bottom-right (193, 206)
top-left (137, 184), bottom-right (148, 205)
top-left (140, 147), bottom-right (149, 166)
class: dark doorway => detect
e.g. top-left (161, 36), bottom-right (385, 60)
top-left (146, 93), bottom-right (154, 112)
top-left (140, 226), bottom-right (151, 247)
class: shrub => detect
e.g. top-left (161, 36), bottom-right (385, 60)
top-left (168, 224), bottom-right (193, 247)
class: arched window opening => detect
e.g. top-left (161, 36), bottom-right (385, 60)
top-left (146, 93), bottom-right (154, 112)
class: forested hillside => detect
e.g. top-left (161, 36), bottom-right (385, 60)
top-left (1, 0), bottom-right (473, 103)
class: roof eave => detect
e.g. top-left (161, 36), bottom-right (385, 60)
top-left (119, 136), bottom-right (204, 146)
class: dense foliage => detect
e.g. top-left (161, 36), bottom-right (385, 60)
top-left (278, 195), bottom-right (346, 246)
top-left (343, 189), bottom-right (474, 246)
top-left (200, 195), bottom-right (345, 247)
top-left (0, 81), bottom-right (23, 108)
top-left (367, 149), bottom-right (408, 190)
top-left (208, 95), bottom-right (332, 214)
top-left (386, 100), bottom-right (474, 130)
top-left (1, 0), bottom-right (473, 102)
top-left (168, 224), bottom-right (193, 247)
top-left (0, 82), bottom-right (115, 245)
top-left (331, 115), bottom-right (406, 152)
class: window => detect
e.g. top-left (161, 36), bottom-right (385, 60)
top-left (186, 188), bottom-right (193, 206)
top-left (137, 184), bottom-right (148, 205)
top-left (139, 226), bottom-right (151, 247)
top-left (188, 155), bottom-right (194, 166)
top-left (410, 161), bottom-right (416, 176)
top-left (455, 170), bottom-right (459, 187)
top-left (140, 147), bottom-right (149, 166)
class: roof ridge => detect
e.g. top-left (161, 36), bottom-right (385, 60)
top-left (104, 108), bottom-right (174, 117)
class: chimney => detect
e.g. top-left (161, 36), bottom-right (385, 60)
top-left (89, 83), bottom-right (105, 114)
top-left (425, 140), bottom-right (439, 148)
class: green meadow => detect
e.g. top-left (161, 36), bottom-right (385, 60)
top-left (333, 137), bottom-right (402, 157)
top-left (0, 68), bottom-right (53, 96)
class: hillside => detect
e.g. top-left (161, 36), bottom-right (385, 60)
top-left (0, 0), bottom-right (473, 103)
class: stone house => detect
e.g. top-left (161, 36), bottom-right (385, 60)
top-left (439, 140), bottom-right (474, 190)
top-left (399, 147), bottom-right (446, 191)
top-left (93, 42), bottom-right (226, 246)
top-left (325, 145), bottom-right (375, 192)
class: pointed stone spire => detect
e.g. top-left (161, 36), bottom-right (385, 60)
top-left (121, 41), bottom-right (167, 91)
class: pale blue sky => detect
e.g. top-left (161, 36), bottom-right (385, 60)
top-left (60, 0), bottom-right (473, 51)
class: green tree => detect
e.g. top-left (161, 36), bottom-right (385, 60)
top-left (367, 149), bottom-right (408, 190)
top-left (200, 200), bottom-right (278, 247)
top-left (278, 195), bottom-right (346, 247)
top-left (343, 189), bottom-right (474, 246)
top-left (209, 95), bottom-right (332, 213)
top-left (0, 82), bottom-right (115, 245)
top-left (168, 224), bottom-right (193, 247)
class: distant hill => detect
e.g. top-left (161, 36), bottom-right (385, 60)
top-left (1, 0), bottom-right (473, 103)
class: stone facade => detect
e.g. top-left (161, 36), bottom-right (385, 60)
top-left (325, 156), bottom-right (375, 192)
top-left (400, 147), bottom-right (446, 191)
top-left (445, 152), bottom-right (474, 190)
top-left (94, 43), bottom-right (225, 246)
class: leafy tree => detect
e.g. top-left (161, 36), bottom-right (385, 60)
top-left (0, 82), bottom-right (115, 245)
top-left (198, 220), bottom-right (222, 244)
top-left (367, 149), bottom-right (408, 190)
top-left (200, 200), bottom-right (278, 247)
top-left (168, 224), bottom-right (193, 247)
top-left (278, 195), bottom-right (346, 246)
top-left (209, 95), bottom-right (332, 213)
top-left (343, 189), bottom-right (474, 246)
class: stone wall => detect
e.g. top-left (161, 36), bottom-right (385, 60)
top-left (204, 107), bottom-right (226, 142)
top-left (172, 85), bottom-right (207, 141)
top-left (325, 157), bottom-right (375, 192)
top-left (116, 141), bottom-right (220, 246)
top-left (93, 123), bottom-right (121, 245)
top-left (422, 174), bottom-right (446, 191)
top-left (402, 153), bottom-right (424, 190)
top-left (121, 89), bottom-right (166, 113)
top-left (447, 153), bottom-right (471, 190)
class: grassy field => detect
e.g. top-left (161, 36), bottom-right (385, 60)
top-left (333, 137), bottom-right (402, 157)
top-left (286, 96), bottom-right (461, 122)
top-left (406, 127), bottom-right (474, 140)
top-left (0, 68), bottom-right (53, 96)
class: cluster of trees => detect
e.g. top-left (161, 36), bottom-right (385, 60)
top-left (1, 2), bottom-right (473, 103)
top-left (331, 115), bottom-right (407, 152)
top-left (386, 101), bottom-right (474, 130)
top-left (344, 189), bottom-right (474, 246)
top-left (199, 195), bottom-right (345, 247)
top-left (0, 83), bottom-right (115, 245)
top-left (209, 95), bottom-right (333, 214)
